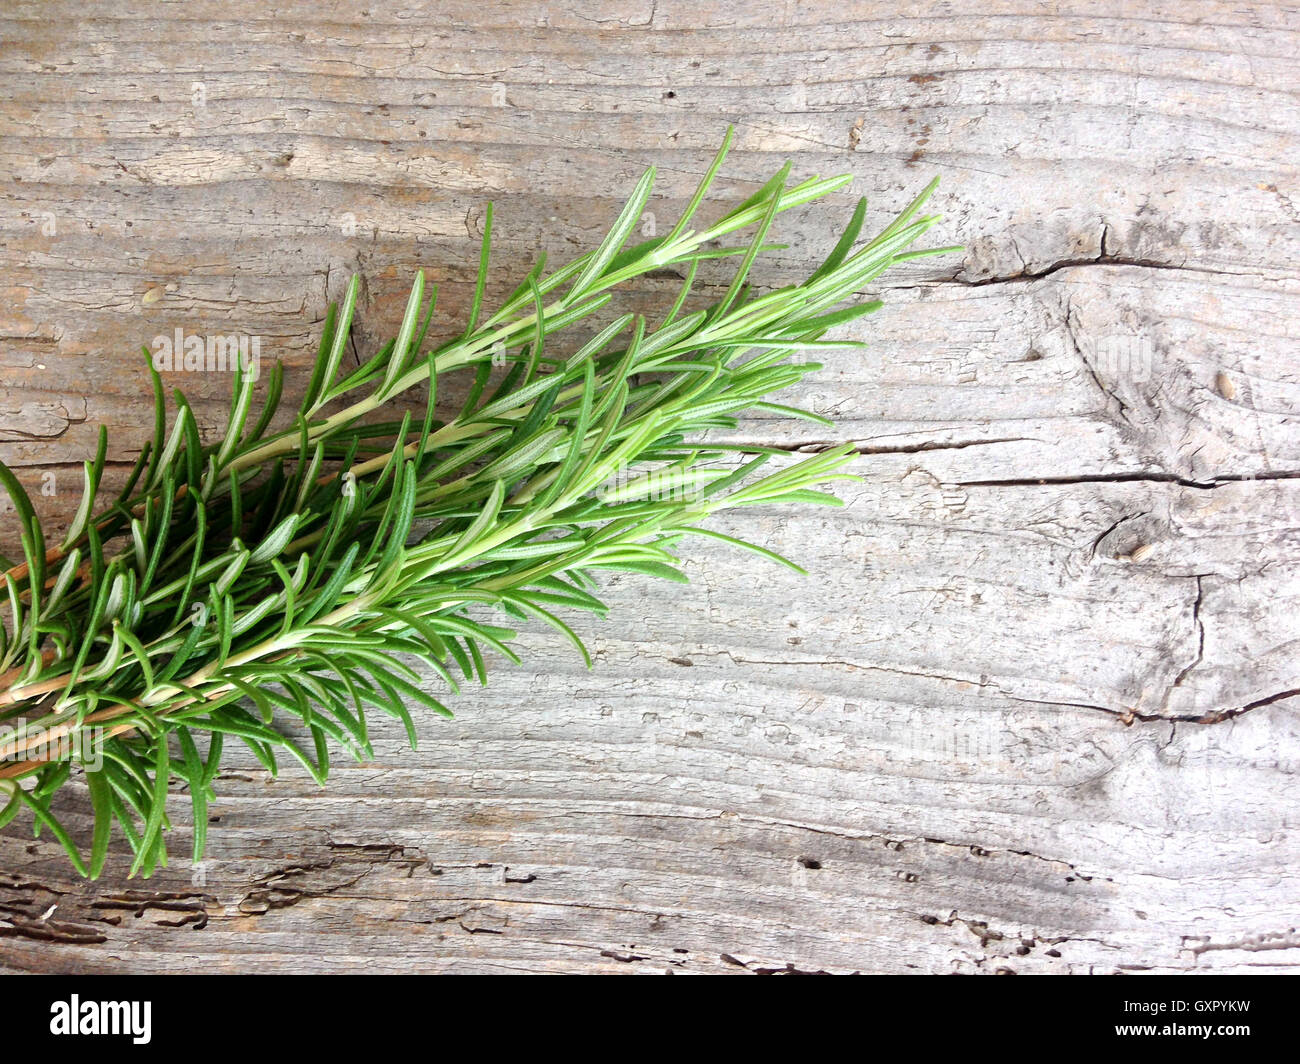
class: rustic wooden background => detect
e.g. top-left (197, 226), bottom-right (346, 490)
top-left (1, 0), bottom-right (1298, 974)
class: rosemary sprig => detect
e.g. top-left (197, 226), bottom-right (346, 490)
top-left (0, 130), bottom-right (953, 877)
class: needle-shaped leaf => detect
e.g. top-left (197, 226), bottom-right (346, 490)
top-left (378, 271), bottom-right (426, 400)
top-left (568, 167), bottom-right (657, 300)
top-left (85, 767), bottom-right (114, 879)
top-left (304, 274), bottom-right (360, 415)
top-left (464, 203), bottom-right (493, 337)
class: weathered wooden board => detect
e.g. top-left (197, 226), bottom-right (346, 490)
top-left (0, 0), bottom-right (1297, 973)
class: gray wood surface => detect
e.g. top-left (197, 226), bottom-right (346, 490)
top-left (1, 0), bottom-right (1298, 973)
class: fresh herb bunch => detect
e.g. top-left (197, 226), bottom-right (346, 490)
top-left (0, 130), bottom-right (952, 877)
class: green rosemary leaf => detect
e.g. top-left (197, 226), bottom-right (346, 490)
top-left (673, 525), bottom-right (807, 574)
top-left (713, 163), bottom-right (790, 323)
top-left (114, 620), bottom-right (157, 693)
top-left (253, 358), bottom-right (286, 447)
top-left (217, 359), bottom-right (258, 469)
top-left (378, 270), bottom-right (426, 400)
top-left (808, 196), bottom-right (869, 284)
top-left (663, 125), bottom-right (734, 244)
top-left (84, 767), bottom-right (115, 879)
top-left (501, 592), bottom-right (592, 667)
top-left (17, 785), bottom-right (88, 877)
top-left (144, 353), bottom-right (168, 491)
top-left (447, 478), bottom-right (506, 562)
top-left (248, 513), bottom-right (301, 565)
top-left (0, 784), bottom-right (22, 831)
top-left (305, 274), bottom-right (360, 415)
top-left (61, 426), bottom-right (108, 552)
top-left (465, 202), bottom-right (493, 338)
top-left (175, 727), bottom-right (209, 863)
top-left (569, 166), bottom-right (657, 300)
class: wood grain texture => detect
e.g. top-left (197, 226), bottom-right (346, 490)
top-left (1, 0), bottom-right (1298, 974)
